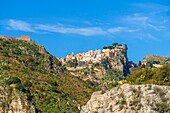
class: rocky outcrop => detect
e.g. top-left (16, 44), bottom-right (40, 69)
top-left (81, 84), bottom-right (170, 113)
top-left (142, 55), bottom-right (170, 65)
top-left (108, 50), bottom-right (129, 75)
top-left (0, 86), bottom-right (36, 113)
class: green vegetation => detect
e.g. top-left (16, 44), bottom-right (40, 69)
top-left (103, 42), bottom-right (123, 49)
top-left (127, 64), bottom-right (170, 86)
top-left (5, 76), bottom-right (21, 85)
top-left (153, 103), bottom-right (169, 113)
top-left (0, 38), bottom-right (64, 75)
top-left (105, 69), bottom-right (124, 81)
top-left (0, 38), bottom-right (93, 112)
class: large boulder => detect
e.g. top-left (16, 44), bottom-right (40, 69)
top-left (81, 84), bottom-right (170, 113)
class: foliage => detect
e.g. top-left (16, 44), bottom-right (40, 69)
top-left (127, 64), bottom-right (170, 86)
top-left (105, 69), bottom-right (124, 81)
top-left (98, 69), bottom-right (123, 90)
top-left (103, 46), bottom-right (114, 49)
top-left (103, 42), bottom-right (124, 50)
top-left (5, 77), bottom-right (21, 85)
top-left (112, 42), bottom-right (118, 47)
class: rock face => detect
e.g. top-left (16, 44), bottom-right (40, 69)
top-left (81, 84), bottom-right (170, 113)
top-left (108, 50), bottom-right (129, 75)
top-left (0, 86), bottom-right (36, 113)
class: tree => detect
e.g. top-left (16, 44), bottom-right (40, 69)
top-left (103, 46), bottom-right (108, 49)
top-left (138, 61), bottom-right (142, 66)
top-left (146, 61), bottom-right (153, 68)
top-left (112, 42), bottom-right (118, 47)
top-left (73, 58), bottom-right (78, 68)
top-left (103, 46), bottom-right (114, 49)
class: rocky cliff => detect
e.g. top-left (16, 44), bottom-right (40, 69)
top-left (81, 84), bottom-right (170, 113)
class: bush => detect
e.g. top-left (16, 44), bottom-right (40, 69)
top-left (154, 103), bottom-right (169, 113)
top-left (48, 79), bottom-right (59, 86)
top-left (23, 80), bottom-right (32, 88)
top-left (2, 65), bottom-right (10, 70)
top-left (6, 77), bottom-right (21, 85)
top-left (15, 83), bottom-right (25, 91)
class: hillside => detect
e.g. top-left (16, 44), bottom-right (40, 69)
top-left (81, 84), bottom-right (170, 113)
top-left (0, 36), bottom-right (93, 112)
top-left (0, 36), bottom-right (64, 75)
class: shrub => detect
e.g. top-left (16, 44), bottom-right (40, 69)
top-left (6, 77), bottom-right (21, 85)
top-left (15, 83), bottom-right (25, 91)
top-left (2, 65), bottom-right (10, 70)
top-left (154, 103), bottom-right (169, 113)
top-left (48, 79), bottom-right (59, 86)
top-left (23, 80), bottom-right (32, 88)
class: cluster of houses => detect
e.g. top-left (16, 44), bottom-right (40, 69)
top-left (60, 45), bottom-right (127, 67)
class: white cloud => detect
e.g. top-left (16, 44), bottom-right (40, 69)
top-left (145, 33), bottom-right (160, 42)
top-left (123, 14), bottom-right (162, 31)
top-left (7, 19), bottom-right (35, 32)
top-left (108, 27), bottom-right (139, 33)
top-left (4, 18), bottom-right (168, 42)
top-left (132, 3), bottom-right (169, 14)
top-left (35, 24), bottom-right (106, 36)
top-left (6, 19), bottom-right (106, 36)
top-left (125, 14), bottom-right (149, 24)
top-left (145, 23), bottom-right (160, 31)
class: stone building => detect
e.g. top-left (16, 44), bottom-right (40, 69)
top-left (104, 51), bottom-right (114, 57)
top-left (17, 36), bottom-right (31, 41)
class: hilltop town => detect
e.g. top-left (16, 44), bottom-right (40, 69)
top-left (60, 43), bottom-right (128, 68)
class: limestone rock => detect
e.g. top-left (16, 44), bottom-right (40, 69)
top-left (81, 84), bottom-right (170, 113)
top-left (0, 86), bottom-right (36, 113)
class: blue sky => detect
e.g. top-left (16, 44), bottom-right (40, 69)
top-left (0, 0), bottom-right (170, 62)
